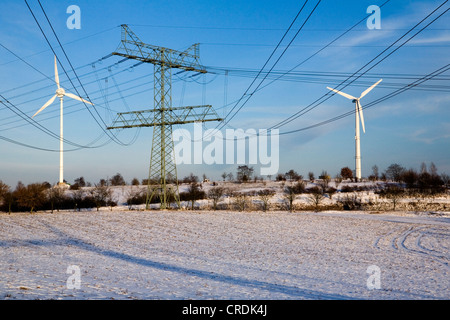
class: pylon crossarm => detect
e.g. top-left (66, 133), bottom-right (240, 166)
top-left (107, 105), bottom-right (223, 129)
top-left (114, 25), bottom-right (206, 73)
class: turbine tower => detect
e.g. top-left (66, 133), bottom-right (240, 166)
top-left (327, 79), bottom-right (382, 181)
top-left (32, 56), bottom-right (94, 186)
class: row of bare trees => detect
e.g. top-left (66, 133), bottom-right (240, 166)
top-left (0, 180), bottom-right (117, 214)
top-left (124, 180), bottom-right (332, 213)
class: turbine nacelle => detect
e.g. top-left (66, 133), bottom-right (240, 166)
top-left (31, 55), bottom-right (93, 119)
top-left (56, 87), bottom-right (66, 98)
top-left (327, 79), bottom-right (382, 134)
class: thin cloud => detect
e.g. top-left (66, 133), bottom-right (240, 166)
top-left (409, 125), bottom-right (450, 144)
top-left (410, 32), bottom-right (450, 44)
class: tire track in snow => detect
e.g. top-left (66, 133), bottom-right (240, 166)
top-left (375, 224), bottom-right (449, 269)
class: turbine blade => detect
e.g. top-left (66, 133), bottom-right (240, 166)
top-left (327, 87), bottom-right (357, 100)
top-left (32, 95), bottom-right (57, 118)
top-left (359, 79), bottom-right (382, 99)
top-left (54, 56), bottom-right (60, 89)
top-left (358, 101), bottom-right (366, 133)
top-left (65, 92), bottom-right (94, 105)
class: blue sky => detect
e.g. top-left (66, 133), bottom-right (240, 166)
top-left (0, 0), bottom-right (449, 186)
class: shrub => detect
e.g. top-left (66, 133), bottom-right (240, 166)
top-left (338, 194), bottom-right (362, 211)
top-left (307, 186), bottom-right (325, 212)
top-left (257, 189), bottom-right (275, 212)
top-left (340, 167), bottom-right (353, 181)
top-left (180, 182), bottom-right (205, 209)
top-left (15, 183), bottom-right (47, 213)
top-left (376, 185), bottom-right (405, 210)
top-left (341, 185), bottom-right (355, 193)
top-left (208, 187), bottom-right (225, 211)
top-left (126, 188), bottom-right (146, 209)
top-left (110, 173), bottom-right (126, 186)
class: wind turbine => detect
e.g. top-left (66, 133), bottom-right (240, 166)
top-left (327, 79), bottom-right (382, 181)
top-left (32, 56), bottom-right (93, 186)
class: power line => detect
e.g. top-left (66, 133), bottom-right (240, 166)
top-left (279, 63), bottom-right (450, 135)
top-left (0, 94), bottom-right (108, 149)
top-left (129, 23), bottom-right (450, 32)
top-left (186, 0), bottom-right (448, 142)
top-left (215, 0), bottom-right (321, 134)
top-left (34, 0), bottom-right (127, 145)
top-left (1, 53), bottom-right (114, 96)
top-left (0, 1), bottom-right (138, 152)
top-left (23, 0), bottom-right (131, 147)
top-left (206, 67), bottom-right (450, 92)
top-left (202, 0), bottom-right (392, 134)
top-left (0, 43), bottom-right (54, 83)
top-left (270, 0), bottom-right (449, 131)
top-left (201, 42), bottom-right (450, 48)
top-left (0, 26), bottom-right (118, 68)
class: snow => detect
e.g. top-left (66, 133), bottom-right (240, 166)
top-left (1, 208), bottom-right (449, 300)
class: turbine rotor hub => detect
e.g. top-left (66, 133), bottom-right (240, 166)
top-left (56, 88), bottom-right (65, 98)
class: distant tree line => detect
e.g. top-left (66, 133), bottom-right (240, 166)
top-left (0, 180), bottom-right (117, 214)
top-left (1, 161), bottom-right (448, 214)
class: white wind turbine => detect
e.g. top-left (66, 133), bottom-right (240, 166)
top-left (327, 79), bottom-right (382, 181)
top-left (32, 56), bottom-right (94, 186)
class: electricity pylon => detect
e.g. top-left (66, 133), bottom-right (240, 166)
top-left (107, 25), bottom-right (222, 210)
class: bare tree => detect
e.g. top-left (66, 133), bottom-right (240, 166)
top-left (385, 163), bottom-right (405, 182)
top-left (420, 162), bottom-right (427, 174)
top-left (0, 181), bottom-right (11, 213)
top-left (441, 173), bottom-right (450, 188)
top-left (90, 184), bottom-right (112, 211)
top-left (181, 182), bottom-right (205, 210)
top-left (47, 186), bottom-right (66, 213)
top-left (74, 177), bottom-right (87, 187)
top-left (207, 187), bottom-right (225, 211)
top-left (232, 192), bottom-right (248, 212)
top-left (283, 186), bottom-right (298, 212)
top-left (326, 187), bottom-right (337, 200)
top-left (402, 169), bottom-right (418, 189)
top-left (110, 173), bottom-right (126, 186)
top-left (318, 170), bottom-right (331, 190)
top-left (372, 165), bottom-right (379, 180)
top-left (16, 183), bottom-right (47, 213)
top-left (71, 188), bottom-right (85, 212)
top-left (430, 162), bottom-right (438, 176)
top-left (183, 173), bottom-right (199, 184)
top-left (285, 169), bottom-right (301, 181)
top-left (237, 165), bottom-right (254, 183)
top-left (379, 185), bottom-right (404, 211)
top-left (334, 174), bottom-right (343, 190)
top-left (126, 187), bottom-right (146, 210)
top-left (0, 180), bottom-right (9, 204)
top-left (307, 186), bottom-right (325, 212)
top-left (258, 189), bottom-right (275, 212)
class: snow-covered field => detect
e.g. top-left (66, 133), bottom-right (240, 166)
top-left (0, 209), bottom-right (448, 300)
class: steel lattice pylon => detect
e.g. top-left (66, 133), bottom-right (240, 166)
top-left (107, 25), bottom-right (222, 209)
